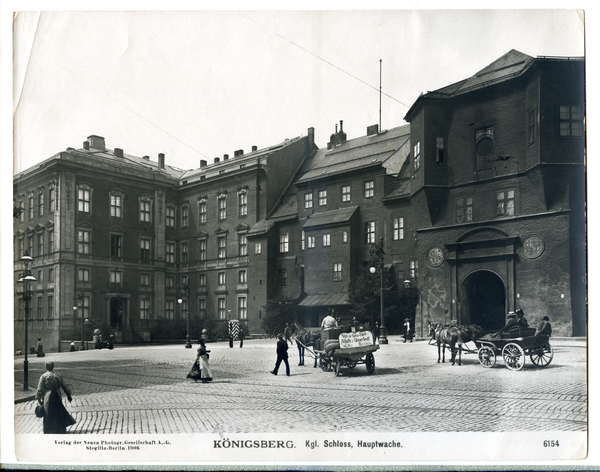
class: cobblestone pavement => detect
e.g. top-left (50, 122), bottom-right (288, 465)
top-left (14, 336), bottom-right (587, 434)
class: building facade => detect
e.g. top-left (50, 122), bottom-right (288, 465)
top-left (14, 131), bottom-right (315, 351)
top-left (14, 50), bottom-right (585, 352)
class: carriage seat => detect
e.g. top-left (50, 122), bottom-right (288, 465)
top-left (501, 327), bottom-right (536, 339)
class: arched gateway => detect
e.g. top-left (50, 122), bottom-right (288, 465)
top-left (460, 270), bottom-right (506, 330)
top-left (445, 228), bottom-right (518, 330)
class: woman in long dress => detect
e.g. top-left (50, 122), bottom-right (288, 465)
top-left (36, 361), bottom-right (76, 434)
top-left (187, 340), bottom-right (212, 383)
top-left (36, 337), bottom-right (45, 357)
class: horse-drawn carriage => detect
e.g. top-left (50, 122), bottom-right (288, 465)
top-left (475, 328), bottom-right (553, 371)
top-left (429, 322), bottom-right (553, 371)
top-left (296, 324), bottom-right (379, 376)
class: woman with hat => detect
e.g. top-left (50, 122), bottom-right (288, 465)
top-left (35, 361), bottom-right (76, 434)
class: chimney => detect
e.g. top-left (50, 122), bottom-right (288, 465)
top-left (83, 141), bottom-right (90, 151)
top-left (327, 121), bottom-right (346, 149)
top-left (308, 127), bottom-right (314, 149)
top-left (238, 149), bottom-right (244, 156)
top-left (252, 145), bottom-right (257, 152)
top-left (158, 153), bottom-right (165, 169)
top-left (200, 160), bottom-right (207, 167)
top-left (87, 135), bottom-right (105, 150)
top-left (142, 155), bottom-right (150, 160)
top-left (367, 124), bottom-right (379, 136)
top-left (224, 154), bottom-right (229, 160)
top-left (214, 157), bottom-right (220, 164)
top-left (114, 148), bottom-right (123, 158)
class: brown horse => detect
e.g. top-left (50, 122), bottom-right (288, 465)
top-left (293, 325), bottom-right (321, 367)
top-left (430, 323), bottom-right (483, 365)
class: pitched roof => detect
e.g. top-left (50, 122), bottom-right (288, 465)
top-left (296, 124), bottom-right (410, 184)
top-left (405, 50), bottom-right (536, 120)
top-left (303, 206), bottom-right (359, 229)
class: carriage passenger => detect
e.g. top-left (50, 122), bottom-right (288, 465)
top-left (321, 312), bottom-right (338, 330)
top-left (516, 308), bottom-right (528, 328)
top-left (535, 316), bottom-right (552, 337)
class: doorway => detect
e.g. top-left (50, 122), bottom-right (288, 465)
top-left (461, 270), bottom-right (506, 330)
top-left (110, 297), bottom-right (124, 329)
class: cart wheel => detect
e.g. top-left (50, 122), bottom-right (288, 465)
top-left (320, 356), bottom-right (332, 372)
top-left (478, 346), bottom-right (496, 368)
top-left (365, 353), bottom-right (375, 374)
top-left (334, 360), bottom-right (341, 377)
top-left (530, 342), bottom-right (553, 367)
top-left (502, 342), bottom-right (525, 371)
top-left (347, 361), bottom-right (357, 369)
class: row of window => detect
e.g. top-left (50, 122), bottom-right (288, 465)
top-left (17, 186), bottom-right (56, 222)
top-left (76, 267), bottom-right (249, 289)
top-left (303, 181), bottom-right (374, 209)
top-left (19, 186), bottom-right (249, 227)
top-left (279, 217), bottom-right (405, 253)
top-left (16, 293), bottom-right (248, 322)
top-left (70, 232), bottom-right (249, 262)
top-left (456, 190), bottom-right (515, 223)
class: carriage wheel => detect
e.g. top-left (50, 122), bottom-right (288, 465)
top-left (478, 346), bottom-right (496, 368)
top-left (320, 356), bottom-right (332, 372)
top-left (502, 343), bottom-right (525, 371)
top-left (334, 360), bottom-right (341, 377)
top-left (365, 354), bottom-right (375, 374)
top-left (346, 361), bottom-right (357, 369)
top-left (530, 342), bottom-right (553, 367)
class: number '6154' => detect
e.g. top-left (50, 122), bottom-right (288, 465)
top-left (543, 440), bottom-right (559, 447)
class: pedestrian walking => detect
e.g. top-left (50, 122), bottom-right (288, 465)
top-left (36, 337), bottom-right (45, 357)
top-left (35, 361), bottom-right (76, 434)
top-left (70, 341), bottom-right (76, 352)
top-left (107, 335), bottom-right (114, 350)
top-left (239, 327), bottom-right (245, 348)
top-left (187, 339), bottom-right (213, 383)
top-left (535, 316), bottom-right (552, 337)
top-left (403, 319), bottom-right (413, 343)
top-left (271, 334), bottom-right (290, 376)
top-left (374, 322), bottom-right (380, 344)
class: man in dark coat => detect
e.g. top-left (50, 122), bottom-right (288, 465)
top-left (239, 327), bottom-right (245, 348)
top-left (535, 316), bottom-right (552, 337)
top-left (271, 334), bottom-right (290, 376)
top-left (516, 308), bottom-right (529, 328)
top-left (480, 313), bottom-right (519, 341)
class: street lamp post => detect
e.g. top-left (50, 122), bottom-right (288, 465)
top-left (370, 236), bottom-right (388, 344)
top-left (177, 282), bottom-right (191, 348)
top-left (18, 250), bottom-right (36, 390)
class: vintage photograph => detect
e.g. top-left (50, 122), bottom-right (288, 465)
top-left (4, 7), bottom-right (590, 466)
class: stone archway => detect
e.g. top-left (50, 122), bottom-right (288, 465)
top-left (460, 270), bottom-right (506, 330)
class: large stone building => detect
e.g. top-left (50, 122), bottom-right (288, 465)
top-left (14, 131), bottom-right (315, 351)
top-left (14, 50), bottom-right (585, 352)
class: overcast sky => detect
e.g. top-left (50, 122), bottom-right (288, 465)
top-left (11, 9), bottom-right (584, 173)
